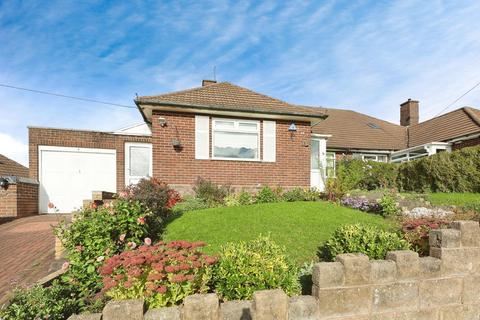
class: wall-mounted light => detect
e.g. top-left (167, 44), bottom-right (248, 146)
top-left (288, 122), bottom-right (297, 132)
top-left (0, 177), bottom-right (9, 189)
top-left (158, 117), bottom-right (168, 127)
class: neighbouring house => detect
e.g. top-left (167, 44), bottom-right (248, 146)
top-left (25, 80), bottom-right (480, 213)
top-left (0, 154), bottom-right (29, 177)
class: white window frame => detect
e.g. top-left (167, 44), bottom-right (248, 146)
top-left (212, 118), bottom-right (261, 161)
top-left (353, 153), bottom-right (388, 163)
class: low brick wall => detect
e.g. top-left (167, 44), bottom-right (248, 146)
top-left (0, 177), bottom-right (39, 218)
top-left (69, 221), bottom-right (480, 320)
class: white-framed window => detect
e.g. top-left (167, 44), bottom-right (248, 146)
top-left (212, 118), bottom-right (260, 160)
top-left (326, 152), bottom-right (336, 177)
top-left (353, 153), bottom-right (388, 163)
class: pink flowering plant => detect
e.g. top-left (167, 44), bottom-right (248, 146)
top-left (99, 240), bottom-right (217, 308)
top-left (54, 198), bottom-right (158, 298)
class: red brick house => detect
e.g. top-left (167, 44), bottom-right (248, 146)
top-left (26, 80), bottom-right (480, 213)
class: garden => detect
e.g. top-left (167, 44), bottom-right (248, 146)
top-left (1, 146), bottom-right (480, 319)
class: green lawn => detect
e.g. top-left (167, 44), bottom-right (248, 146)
top-left (163, 201), bottom-right (393, 263)
top-left (427, 193), bottom-right (480, 206)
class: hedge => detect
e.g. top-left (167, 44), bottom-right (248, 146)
top-left (335, 146), bottom-right (480, 193)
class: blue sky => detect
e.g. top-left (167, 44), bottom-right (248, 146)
top-left (1, 0), bottom-right (480, 166)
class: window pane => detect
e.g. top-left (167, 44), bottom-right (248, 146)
top-left (363, 155), bottom-right (377, 161)
top-left (311, 140), bottom-right (320, 169)
top-left (214, 131), bottom-right (258, 159)
top-left (215, 120), bottom-right (235, 130)
top-left (238, 122), bottom-right (258, 131)
top-left (377, 155), bottom-right (388, 162)
top-left (130, 146), bottom-right (150, 176)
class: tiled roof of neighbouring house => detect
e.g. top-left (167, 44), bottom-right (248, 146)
top-left (135, 82), bottom-right (326, 118)
top-left (0, 154), bottom-right (29, 178)
top-left (299, 106), bottom-right (408, 150)
top-left (408, 107), bottom-right (480, 147)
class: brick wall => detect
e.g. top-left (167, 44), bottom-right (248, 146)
top-left (0, 180), bottom-right (38, 218)
top-left (151, 111), bottom-right (312, 191)
top-left (71, 220), bottom-right (480, 320)
top-left (452, 136), bottom-right (480, 150)
top-left (29, 127), bottom-right (152, 192)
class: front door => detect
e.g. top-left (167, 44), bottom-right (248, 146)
top-left (310, 138), bottom-right (327, 191)
top-left (125, 142), bottom-right (152, 186)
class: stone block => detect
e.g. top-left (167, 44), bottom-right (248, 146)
top-left (311, 262), bottom-right (344, 289)
top-left (419, 256), bottom-right (442, 278)
top-left (386, 250), bottom-right (419, 279)
top-left (371, 260), bottom-right (396, 284)
top-left (183, 293), bottom-right (219, 320)
top-left (438, 304), bottom-right (480, 320)
top-left (370, 310), bottom-right (437, 320)
top-left (102, 299), bottom-right (144, 320)
top-left (430, 247), bottom-right (480, 275)
top-left (372, 282), bottom-right (418, 313)
top-left (429, 229), bottom-right (461, 248)
top-left (220, 300), bottom-right (252, 320)
top-left (252, 289), bottom-right (288, 320)
top-left (336, 253), bottom-right (371, 285)
top-left (419, 277), bottom-right (462, 308)
top-left (67, 314), bottom-right (102, 320)
top-left (144, 306), bottom-right (181, 320)
top-left (288, 296), bottom-right (319, 320)
top-left (462, 275), bottom-right (480, 304)
top-left (317, 286), bottom-right (371, 318)
top-left (450, 220), bottom-right (480, 247)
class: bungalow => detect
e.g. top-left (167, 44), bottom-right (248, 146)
top-left (27, 80), bottom-right (480, 213)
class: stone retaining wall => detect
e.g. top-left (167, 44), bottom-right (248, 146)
top-left (69, 220), bottom-right (480, 320)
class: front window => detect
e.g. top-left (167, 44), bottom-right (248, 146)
top-left (353, 153), bottom-right (388, 163)
top-left (213, 119), bottom-right (260, 160)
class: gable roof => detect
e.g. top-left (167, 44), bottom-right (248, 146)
top-left (408, 107), bottom-right (480, 146)
top-left (135, 82), bottom-right (326, 121)
top-left (0, 154), bottom-right (29, 177)
top-left (300, 106), bottom-right (407, 150)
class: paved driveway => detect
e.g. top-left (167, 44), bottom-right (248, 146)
top-left (0, 215), bottom-right (66, 304)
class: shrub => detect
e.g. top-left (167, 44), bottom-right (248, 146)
top-left (320, 224), bottom-right (410, 261)
top-left (0, 281), bottom-right (83, 320)
top-left (303, 188), bottom-right (322, 201)
top-left (254, 186), bottom-right (281, 204)
top-left (340, 197), bottom-right (381, 213)
top-left (193, 177), bottom-right (231, 206)
top-left (238, 190), bottom-right (254, 205)
top-left (224, 193), bottom-right (240, 207)
top-left (336, 159), bottom-right (398, 191)
top-left (172, 196), bottom-right (209, 213)
top-left (378, 194), bottom-right (399, 217)
top-left (123, 178), bottom-right (181, 219)
top-left (54, 199), bottom-right (155, 297)
top-left (402, 218), bottom-right (449, 256)
top-left (324, 178), bottom-right (344, 201)
top-left (397, 146), bottom-right (480, 193)
top-left (282, 188), bottom-right (306, 202)
top-left (99, 240), bottom-right (216, 308)
top-left (213, 236), bottom-right (300, 300)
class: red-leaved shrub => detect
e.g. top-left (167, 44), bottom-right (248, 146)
top-left (402, 218), bottom-right (450, 256)
top-left (99, 240), bottom-right (216, 308)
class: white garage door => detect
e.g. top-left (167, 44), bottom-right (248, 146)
top-left (39, 146), bottom-right (116, 213)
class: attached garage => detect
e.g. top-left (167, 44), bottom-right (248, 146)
top-left (38, 146), bottom-right (116, 213)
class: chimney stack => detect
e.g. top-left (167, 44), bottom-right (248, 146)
top-left (400, 99), bottom-right (419, 126)
top-left (202, 80), bottom-right (217, 87)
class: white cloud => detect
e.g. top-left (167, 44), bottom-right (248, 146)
top-left (0, 132), bottom-right (28, 166)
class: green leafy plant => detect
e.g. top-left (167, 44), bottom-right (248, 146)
top-left (336, 158), bottom-right (398, 191)
top-left (320, 224), bottom-right (410, 261)
top-left (378, 194), bottom-right (399, 217)
top-left (54, 198), bottom-right (155, 298)
top-left (213, 236), bottom-right (300, 300)
top-left (238, 190), bottom-right (254, 205)
top-left (282, 188), bottom-right (306, 202)
top-left (0, 281), bottom-right (83, 320)
top-left (255, 186), bottom-right (280, 203)
top-left (324, 178), bottom-right (344, 201)
top-left (193, 177), bottom-right (232, 207)
top-left (224, 193), bottom-right (240, 207)
top-left (100, 240), bottom-right (216, 308)
top-left (171, 196), bottom-right (209, 214)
